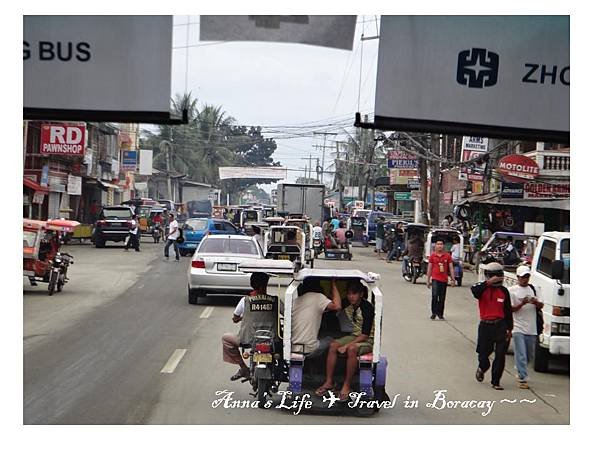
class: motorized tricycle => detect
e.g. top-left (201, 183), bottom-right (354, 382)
top-left (23, 218), bottom-right (79, 295)
top-left (238, 260), bottom-right (390, 416)
top-left (401, 223), bottom-right (429, 283)
top-left (425, 227), bottom-right (464, 286)
top-left (265, 226), bottom-right (306, 269)
top-left (285, 219), bottom-right (315, 268)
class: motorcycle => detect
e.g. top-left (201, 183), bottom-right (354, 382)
top-left (453, 258), bottom-right (463, 287)
top-left (313, 237), bottom-right (323, 258)
top-left (240, 329), bottom-right (287, 408)
top-left (152, 223), bottom-right (162, 243)
top-left (48, 252), bottom-right (74, 296)
top-left (403, 256), bottom-right (425, 284)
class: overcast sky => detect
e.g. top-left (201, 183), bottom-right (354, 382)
top-left (168, 15), bottom-right (380, 192)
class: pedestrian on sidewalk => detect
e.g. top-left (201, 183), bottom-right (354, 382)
top-left (426, 239), bottom-right (455, 320)
top-left (509, 265), bottom-right (544, 389)
top-left (471, 262), bottom-right (513, 390)
top-left (375, 217), bottom-right (386, 259)
top-left (124, 215), bottom-right (140, 252)
top-left (164, 213), bottom-right (180, 261)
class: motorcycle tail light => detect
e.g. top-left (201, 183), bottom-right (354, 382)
top-left (255, 343), bottom-right (271, 353)
top-left (191, 259), bottom-right (205, 269)
top-left (552, 306), bottom-right (570, 316)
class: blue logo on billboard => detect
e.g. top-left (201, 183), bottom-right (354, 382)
top-left (457, 48), bottom-right (499, 88)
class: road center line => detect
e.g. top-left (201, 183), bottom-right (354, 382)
top-left (199, 306), bottom-right (214, 319)
top-left (160, 349), bottom-right (187, 374)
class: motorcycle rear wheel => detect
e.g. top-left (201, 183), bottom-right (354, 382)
top-left (257, 378), bottom-right (269, 409)
top-left (48, 271), bottom-right (58, 296)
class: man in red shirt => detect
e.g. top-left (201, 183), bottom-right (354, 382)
top-left (427, 240), bottom-right (455, 320)
top-left (471, 262), bottom-right (514, 390)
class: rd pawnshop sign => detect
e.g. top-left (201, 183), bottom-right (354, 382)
top-left (374, 16), bottom-right (569, 142)
top-left (497, 155), bottom-right (540, 182)
top-left (40, 124), bottom-right (86, 155)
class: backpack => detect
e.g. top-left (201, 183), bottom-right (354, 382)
top-left (529, 284), bottom-right (544, 335)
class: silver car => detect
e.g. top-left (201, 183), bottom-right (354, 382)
top-left (187, 234), bottom-right (263, 304)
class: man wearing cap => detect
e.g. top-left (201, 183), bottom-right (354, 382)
top-left (509, 265), bottom-right (544, 389)
top-left (471, 262), bottom-right (513, 390)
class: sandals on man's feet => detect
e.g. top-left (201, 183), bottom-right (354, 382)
top-left (314, 386), bottom-right (334, 396)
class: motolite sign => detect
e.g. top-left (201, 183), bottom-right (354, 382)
top-left (497, 154), bottom-right (539, 182)
top-left (40, 124), bottom-right (86, 155)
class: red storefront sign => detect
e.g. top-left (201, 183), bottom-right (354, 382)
top-left (40, 124), bottom-right (86, 156)
top-left (523, 182), bottom-right (569, 199)
top-left (497, 154), bottom-right (539, 182)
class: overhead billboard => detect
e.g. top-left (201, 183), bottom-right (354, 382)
top-left (200, 16), bottom-right (356, 50)
top-left (219, 166), bottom-right (287, 180)
top-left (24, 16), bottom-right (179, 124)
top-left (458, 136), bottom-right (488, 182)
top-left (373, 16), bottom-right (569, 142)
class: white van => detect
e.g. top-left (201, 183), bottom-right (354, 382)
top-left (530, 232), bottom-right (570, 372)
top-left (479, 231), bottom-right (570, 372)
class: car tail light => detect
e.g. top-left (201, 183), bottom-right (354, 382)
top-left (97, 220), bottom-right (107, 227)
top-left (191, 259), bottom-right (205, 269)
top-left (255, 343), bottom-right (271, 353)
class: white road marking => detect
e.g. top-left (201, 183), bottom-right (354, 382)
top-left (160, 349), bottom-right (188, 374)
top-left (199, 306), bottom-right (214, 319)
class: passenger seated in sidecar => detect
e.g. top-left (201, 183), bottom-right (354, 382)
top-left (291, 277), bottom-right (342, 358)
top-left (289, 277), bottom-right (375, 399)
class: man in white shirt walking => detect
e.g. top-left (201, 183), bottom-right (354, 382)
top-left (164, 213), bottom-right (180, 261)
top-left (509, 265), bottom-right (544, 389)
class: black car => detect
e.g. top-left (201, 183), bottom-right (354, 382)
top-left (92, 206), bottom-right (134, 248)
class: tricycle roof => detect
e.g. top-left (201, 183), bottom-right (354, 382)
top-left (295, 268), bottom-right (377, 283)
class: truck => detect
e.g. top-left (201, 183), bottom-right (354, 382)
top-left (276, 183), bottom-right (325, 223)
top-left (479, 231), bottom-right (570, 372)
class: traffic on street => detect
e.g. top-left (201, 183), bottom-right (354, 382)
top-left (22, 13), bottom-right (570, 432)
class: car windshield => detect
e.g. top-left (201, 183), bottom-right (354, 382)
top-left (101, 209), bottom-right (132, 219)
top-left (185, 219), bottom-right (208, 231)
top-left (199, 238), bottom-right (258, 255)
top-left (23, 230), bottom-right (37, 247)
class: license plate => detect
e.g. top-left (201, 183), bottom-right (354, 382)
top-left (253, 353), bottom-right (272, 363)
top-left (217, 263), bottom-right (237, 271)
top-left (277, 255), bottom-right (290, 260)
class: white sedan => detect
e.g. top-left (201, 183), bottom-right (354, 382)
top-left (187, 234), bottom-right (263, 304)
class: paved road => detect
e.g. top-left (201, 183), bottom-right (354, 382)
top-left (23, 239), bottom-right (569, 424)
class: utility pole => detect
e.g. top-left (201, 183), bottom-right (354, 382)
top-left (160, 140), bottom-right (173, 201)
top-left (300, 155), bottom-right (313, 182)
top-left (429, 134), bottom-right (442, 226)
top-left (313, 132), bottom-right (337, 183)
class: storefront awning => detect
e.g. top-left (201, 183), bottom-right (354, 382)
top-left (23, 177), bottom-right (49, 193)
top-left (458, 193), bottom-right (570, 211)
top-left (98, 180), bottom-right (122, 191)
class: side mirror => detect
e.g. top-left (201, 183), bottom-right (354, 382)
top-left (551, 260), bottom-right (564, 280)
